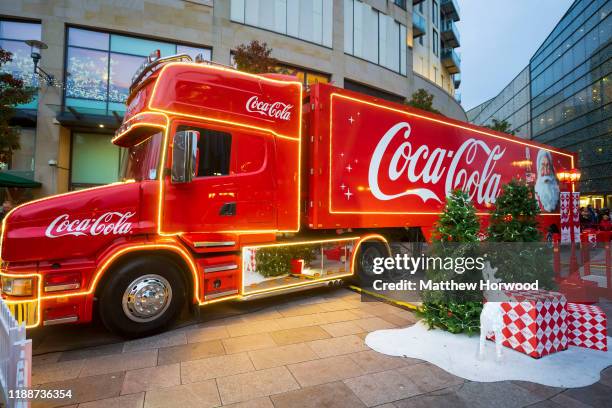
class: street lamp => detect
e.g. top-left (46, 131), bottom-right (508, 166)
top-left (25, 39), bottom-right (59, 87)
top-left (556, 168), bottom-right (581, 184)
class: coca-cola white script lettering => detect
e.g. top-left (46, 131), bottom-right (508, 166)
top-left (45, 212), bottom-right (135, 238)
top-left (368, 122), bottom-right (506, 205)
top-left (246, 96), bottom-right (293, 121)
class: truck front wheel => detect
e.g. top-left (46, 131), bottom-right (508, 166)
top-left (98, 256), bottom-right (186, 337)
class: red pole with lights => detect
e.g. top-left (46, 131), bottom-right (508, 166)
top-left (557, 169), bottom-right (581, 276)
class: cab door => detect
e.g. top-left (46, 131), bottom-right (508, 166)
top-left (161, 120), bottom-right (276, 234)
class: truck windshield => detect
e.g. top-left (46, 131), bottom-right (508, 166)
top-left (119, 131), bottom-right (163, 181)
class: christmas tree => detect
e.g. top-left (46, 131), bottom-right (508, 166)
top-left (420, 190), bottom-right (483, 335)
top-left (432, 189), bottom-right (480, 243)
top-left (487, 179), bottom-right (555, 288)
top-left (488, 179), bottom-right (541, 242)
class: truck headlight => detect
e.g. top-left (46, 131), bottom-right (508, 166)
top-left (1, 276), bottom-right (34, 297)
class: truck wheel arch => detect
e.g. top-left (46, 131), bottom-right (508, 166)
top-left (351, 234), bottom-right (391, 272)
top-left (93, 245), bottom-right (199, 305)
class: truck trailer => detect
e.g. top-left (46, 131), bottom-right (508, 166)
top-left (0, 53), bottom-right (576, 336)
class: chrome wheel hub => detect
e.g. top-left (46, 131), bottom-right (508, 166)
top-left (122, 274), bottom-right (172, 323)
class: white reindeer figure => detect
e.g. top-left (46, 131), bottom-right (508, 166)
top-left (478, 262), bottom-right (505, 361)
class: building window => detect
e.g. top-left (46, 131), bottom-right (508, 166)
top-left (0, 19), bottom-right (42, 109)
top-left (230, 0), bottom-right (333, 48)
top-left (432, 1), bottom-right (439, 28)
top-left (1, 128), bottom-right (35, 175)
top-left (65, 27), bottom-right (211, 115)
top-left (432, 29), bottom-right (439, 56)
top-left (344, 0), bottom-right (407, 75)
top-left (394, 0), bottom-right (406, 9)
top-left (71, 133), bottom-right (121, 188)
top-left (344, 78), bottom-right (405, 104)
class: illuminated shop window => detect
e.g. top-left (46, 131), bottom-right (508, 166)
top-left (0, 19), bottom-right (42, 109)
top-left (65, 27), bottom-right (211, 114)
top-left (230, 52), bottom-right (330, 87)
top-left (277, 64), bottom-right (330, 87)
top-left (71, 133), bottom-right (121, 188)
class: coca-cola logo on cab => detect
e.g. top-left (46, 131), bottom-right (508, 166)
top-left (368, 122), bottom-right (506, 205)
top-left (246, 96), bottom-right (293, 121)
top-left (45, 212), bottom-right (135, 239)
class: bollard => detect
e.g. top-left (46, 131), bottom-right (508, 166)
top-left (569, 240), bottom-right (578, 277)
top-left (605, 233), bottom-right (611, 297)
top-left (553, 233), bottom-right (561, 279)
top-left (581, 232), bottom-right (591, 277)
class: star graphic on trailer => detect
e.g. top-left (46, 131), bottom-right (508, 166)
top-left (348, 116), bottom-right (355, 124)
top-left (344, 188), bottom-right (353, 200)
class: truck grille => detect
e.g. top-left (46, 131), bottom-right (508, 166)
top-left (7, 300), bottom-right (39, 327)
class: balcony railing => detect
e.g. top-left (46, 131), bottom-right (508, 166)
top-left (441, 48), bottom-right (461, 74)
top-left (441, 19), bottom-right (460, 48)
top-left (441, 0), bottom-right (460, 22)
top-left (453, 73), bottom-right (461, 89)
top-left (412, 11), bottom-right (426, 38)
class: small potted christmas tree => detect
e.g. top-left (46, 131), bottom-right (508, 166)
top-left (420, 190), bottom-right (483, 335)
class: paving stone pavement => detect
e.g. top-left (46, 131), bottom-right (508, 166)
top-left (28, 288), bottom-right (612, 408)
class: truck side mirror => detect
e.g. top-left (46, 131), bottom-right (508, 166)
top-left (171, 130), bottom-right (199, 183)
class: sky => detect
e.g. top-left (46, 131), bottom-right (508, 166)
top-left (458, 0), bottom-right (575, 111)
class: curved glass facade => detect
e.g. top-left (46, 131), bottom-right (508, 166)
top-left (466, 66), bottom-right (532, 139)
top-left (529, 0), bottom-right (610, 203)
top-left (470, 0), bottom-right (611, 207)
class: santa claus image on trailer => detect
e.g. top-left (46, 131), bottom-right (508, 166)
top-left (534, 149), bottom-right (560, 212)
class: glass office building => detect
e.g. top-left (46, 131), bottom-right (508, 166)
top-left (466, 66), bottom-right (532, 139)
top-left (469, 0), bottom-right (611, 208)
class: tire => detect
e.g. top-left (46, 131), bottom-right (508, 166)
top-left (352, 241), bottom-right (388, 286)
top-left (98, 255), bottom-right (186, 338)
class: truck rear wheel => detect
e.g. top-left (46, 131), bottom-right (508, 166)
top-left (99, 256), bottom-right (186, 338)
top-left (352, 241), bottom-right (388, 286)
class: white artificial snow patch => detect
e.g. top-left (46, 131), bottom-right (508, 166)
top-left (366, 321), bottom-right (612, 388)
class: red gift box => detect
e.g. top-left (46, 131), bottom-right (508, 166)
top-left (567, 302), bottom-right (607, 351)
top-left (488, 290), bottom-right (568, 358)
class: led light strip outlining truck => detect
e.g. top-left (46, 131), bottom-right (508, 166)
top-left (0, 52), bottom-right (577, 336)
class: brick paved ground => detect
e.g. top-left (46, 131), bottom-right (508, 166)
top-left (29, 288), bottom-right (612, 408)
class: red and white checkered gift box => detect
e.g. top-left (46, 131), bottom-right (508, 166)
top-left (567, 302), bottom-right (607, 351)
top-left (487, 290), bottom-right (568, 358)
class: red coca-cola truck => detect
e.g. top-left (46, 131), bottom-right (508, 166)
top-left (0, 53), bottom-right (577, 336)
